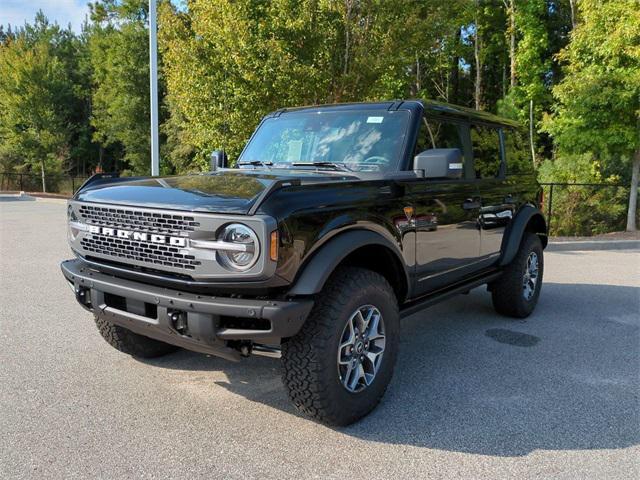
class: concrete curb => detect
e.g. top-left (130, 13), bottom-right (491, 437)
top-left (547, 240), bottom-right (640, 251)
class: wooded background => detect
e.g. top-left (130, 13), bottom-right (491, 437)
top-left (0, 0), bottom-right (638, 234)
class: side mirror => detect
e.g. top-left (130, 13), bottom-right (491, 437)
top-left (413, 148), bottom-right (464, 179)
top-left (210, 150), bottom-right (227, 171)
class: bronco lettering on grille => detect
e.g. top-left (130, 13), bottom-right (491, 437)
top-left (87, 225), bottom-right (187, 247)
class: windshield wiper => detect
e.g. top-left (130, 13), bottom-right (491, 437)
top-left (291, 161), bottom-right (352, 172)
top-left (237, 160), bottom-right (273, 168)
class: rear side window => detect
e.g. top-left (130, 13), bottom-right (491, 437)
top-left (471, 125), bottom-right (502, 179)
top-left (503, 128), bottom-right (534, 175)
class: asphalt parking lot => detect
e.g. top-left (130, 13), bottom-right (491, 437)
top-left (1, 199), bottom-right (638, 479)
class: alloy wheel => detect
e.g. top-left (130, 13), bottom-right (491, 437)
top-left (337, 305), bottom-right (386, 393)
top-left (522, 252), bottom-right (539, 301)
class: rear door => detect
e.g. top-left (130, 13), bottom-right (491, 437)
top-left (408, 116), bottom-right (482, 296)
top-left (470, 124), bottom-right (516, 259)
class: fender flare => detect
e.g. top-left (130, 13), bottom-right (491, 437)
top-left (287, 229), bottom-right (409, 297)
top-left (499, 205), bottom-right (548, 266)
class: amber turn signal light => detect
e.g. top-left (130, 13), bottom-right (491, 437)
top-left (270, 230), bottom-right (279, 261)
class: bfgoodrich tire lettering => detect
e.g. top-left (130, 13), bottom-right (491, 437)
top-left (491, 232), bottom-right (544, 318)
top-left (94, 316), bottom-right (179, 358)
top-left (281, 267), bottom-right (400, 426)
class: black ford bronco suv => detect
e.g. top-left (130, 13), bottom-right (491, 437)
top-left (61, 100), bottom-right (547, 426)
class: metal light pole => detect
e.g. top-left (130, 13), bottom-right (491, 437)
top-left (149, 0), bottom-right (160, 176)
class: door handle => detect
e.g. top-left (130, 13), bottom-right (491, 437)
top-left (462, 198), bottom-right (481, 210)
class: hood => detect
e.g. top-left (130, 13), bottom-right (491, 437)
top-left (75, 169), bottom-right (356, 214)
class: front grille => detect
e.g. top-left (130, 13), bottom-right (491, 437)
top-left (80, 233), bottom-right (201, 270)
top-left (70, 200), bottom-right (272, 280)
top-left (78, 204), bottom-right (200, 235)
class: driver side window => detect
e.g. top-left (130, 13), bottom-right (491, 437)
top-left (415, 117), bottom-right (467, 177)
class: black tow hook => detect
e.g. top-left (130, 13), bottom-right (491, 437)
top-left (75, 286), bottom-right (91, 307)
top-left (169, 309), bottom-right (188, 334)
top-left (228, 340), bottom-right (253, 357)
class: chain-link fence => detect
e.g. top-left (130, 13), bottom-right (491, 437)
top-left (0, 172), bottom-right (90, 196)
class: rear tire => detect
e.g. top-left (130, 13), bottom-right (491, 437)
top-left (94, 316), bottom-right (178, 358)
top-left (491, 233), bottom-right (544, 318)
top-left (281, 267), bottom-right (400, 426)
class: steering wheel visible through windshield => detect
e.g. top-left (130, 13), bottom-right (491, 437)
top-left (238, 110), bottom-right (410, 172)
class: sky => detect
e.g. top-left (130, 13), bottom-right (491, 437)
top-left (0, 1), bottom-right (187, 33)
top-left (1, 0), bottom-right (91, 32)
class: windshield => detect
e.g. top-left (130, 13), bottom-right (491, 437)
top-left (239, 110), bottom-right (410, 172)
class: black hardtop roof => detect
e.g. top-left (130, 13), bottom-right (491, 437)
top-left (268, 99), bottom-right (521, 128)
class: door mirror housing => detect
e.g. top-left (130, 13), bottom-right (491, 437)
top-left (210, 150), bottom-right (227, 171)
top-left (413, 148), bottom-right (464, 179)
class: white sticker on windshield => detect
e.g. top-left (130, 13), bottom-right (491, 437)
top-left (366, 116), bottom-right (384, 124)
top-left (286, 140), bottom-right (303, 162)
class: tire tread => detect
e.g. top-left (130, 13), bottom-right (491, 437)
top-left (491, 233), bottom-right (543, 318)
top-left (281, 267), bottom-right (398, 426)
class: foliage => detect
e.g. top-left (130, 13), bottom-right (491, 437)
top-left (543, 0), bottom-right (640, 160)
top-left (0, 0), bottom-right (638, 233)
top-left (158, 0), bottom-right (474, 168)
top-left (0, 13), bottom-right (94, 181)
top-left (543, 0), bottom-right (640, 232)
top-left (158, 0), bottom-right (338, 167)
top-left (0, 35), bottom-right (73, 182)
top-left (88, 0), bottom-right (155, 174)
top-left (539, 154), bottom-right (629, 235)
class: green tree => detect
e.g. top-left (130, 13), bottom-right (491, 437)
top-left (158, 0), bottom-right (473, 168)
top-left (0, 13), bottom-right (95, 185)
top-left (0, 37), bottom-right (74, 191)
top-left (543, 0), bottom-right (640, 230)
top-left (88, 0), bottom-right (154, 175)
top-left (538, 154), bottom-right (629, 235)
top-left (0, 25), bottom-right (16, 45)
top-left (159, 0), bottom-right (341, 168)
top-left (497, 0), bottom-right (552, 152)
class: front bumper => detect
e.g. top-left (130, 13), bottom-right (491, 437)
top-left (61, 259), bottom-right (313, 361)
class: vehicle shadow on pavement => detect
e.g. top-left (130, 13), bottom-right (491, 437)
top-left (144, 282), bottom-right (639, 457)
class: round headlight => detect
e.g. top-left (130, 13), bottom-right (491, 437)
top-left (217, 223), bottom-right (260, 271)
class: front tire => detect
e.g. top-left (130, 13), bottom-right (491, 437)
top-left (281, 267), bottom-right (400, 426)
top-left (491, 233), bottom-right (544, 318)
top-left (94, 316), bottom-right (178, 358)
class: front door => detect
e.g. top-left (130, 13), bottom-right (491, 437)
top-left (409, 116), bottom-right (481, 296)
top-left (410, 181), bottom-right (482, 295)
